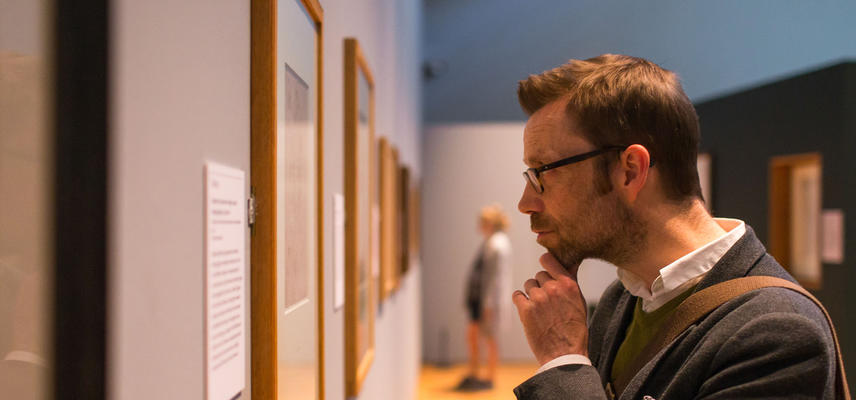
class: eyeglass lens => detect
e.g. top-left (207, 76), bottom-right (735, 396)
top-left (523, 170), bottom-right (543, 194)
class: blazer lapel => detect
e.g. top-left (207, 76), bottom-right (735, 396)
top-left (618, 328), bottom-right (696, 400)
top-left (597, 290), bottom-right (636, 387)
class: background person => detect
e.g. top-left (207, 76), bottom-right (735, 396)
top-left (456, 204), bottom-right (513, 391)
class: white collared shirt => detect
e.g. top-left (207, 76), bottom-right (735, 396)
top-left (535, 218), bottom-right (747, 374)
top-left (617, 218), bottom-right (745, 313)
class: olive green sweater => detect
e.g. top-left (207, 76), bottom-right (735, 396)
top-left (610, 285), bottom-right (697, 382)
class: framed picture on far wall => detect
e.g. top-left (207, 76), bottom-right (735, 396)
top-left (399, 165), bottom-right (411, 276)
top-left (697, 152), bottom-right (713, 213)
top-left (379, 137), bottom-right (399, 299)
top-left (344, 37), bottom-right (376, 397)
top-left (371, 136), bottom-right (382, 293)
top-left (769, 152), bottom-right (823, 289)
top-left (408, 179), bottom-right (421, 270)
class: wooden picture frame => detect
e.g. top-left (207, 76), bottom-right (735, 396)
top-left (250, 0), bottom-right (325, 399)
top-left (379, 138), bottom-right (400, 298)
top-left (399, 166), bottom-right (411, 276)
top-left (344, 37), bottom-right (375, 397)
top-left (769, 152), bottom-right (823, 289)
top-left (409, 180), bottom-right (421, 269)
top-left (371, 137), bottom-right (382, 295)
top-left (697, 152), bottom-right (713, 213)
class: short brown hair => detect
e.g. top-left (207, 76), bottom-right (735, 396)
top-left (518, 54), bottom-right (702, 202)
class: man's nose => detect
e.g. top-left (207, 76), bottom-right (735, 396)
top-left (518, 181), bottom-right (543, 215)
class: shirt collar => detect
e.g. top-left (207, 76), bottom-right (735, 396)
top-left (617, 218), bottom-right (746, 312)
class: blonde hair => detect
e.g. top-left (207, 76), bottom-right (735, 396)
top-left (480, 203), bottom-right (510, 232)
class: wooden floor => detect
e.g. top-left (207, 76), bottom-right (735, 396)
top-left (418, 363), bottom-right (540, 400)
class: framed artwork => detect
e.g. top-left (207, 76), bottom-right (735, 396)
top-left (344, 37), bottom-right (375, 397)
top-left (769, 153), bottom-right (823, 289)
top-left (697, 153), bottom-right (713, 213)
top-left (250, 0), bottom-right (325, 399)
top-left (379, 138), bottom-right (400, 298)
top-left (371, 137), bottom-right (382, 290)
top-left (399, 166), bottom-right (411, 276)
top-left (409, 180), bottom-right (421, 268)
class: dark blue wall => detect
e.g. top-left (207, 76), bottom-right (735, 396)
top-left (696, 62), bottom-right (856, 388)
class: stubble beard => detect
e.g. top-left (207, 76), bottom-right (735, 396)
top-left (535, 190), bottom-right (647, 269)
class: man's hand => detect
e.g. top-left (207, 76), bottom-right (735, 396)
top-left (512, 253), bottom-right (588, 365)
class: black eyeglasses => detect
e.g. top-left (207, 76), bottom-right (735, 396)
top-left (523, 146), bottom-right (629, 194)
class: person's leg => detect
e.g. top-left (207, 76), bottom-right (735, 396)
top-left (455, 321), bottom-right (482, 391)
top-left (485, 335), bottom-right (498, 383)
top-left (477, 307), bottom-right (497, 389)
top-left (466, 322), bottom-right (480, 377)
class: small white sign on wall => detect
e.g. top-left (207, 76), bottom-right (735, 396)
top-left (822, 209), bottom-right (845, 264)
top-left (204, 162), bottom-right (246, 400)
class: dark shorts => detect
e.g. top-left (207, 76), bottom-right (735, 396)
top-left (467, 299), bottom-right (482, 322)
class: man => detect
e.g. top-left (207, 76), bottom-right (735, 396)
top-left (511, 54), bottom-right (843, 399)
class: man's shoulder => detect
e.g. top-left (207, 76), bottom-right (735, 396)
top-left (716, 253), bottom-right (828, 324)
top-left (707, 283), bottom-right (831, 334)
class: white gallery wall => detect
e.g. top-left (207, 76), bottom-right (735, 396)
top-left (421, 123), bottom-right (618, 364)
top-left (322, 1), bottom-right (423, 400)
top-left (109, 1), bottom-right (251, 398)
top-left (108, 0), bottom-right (423, 399)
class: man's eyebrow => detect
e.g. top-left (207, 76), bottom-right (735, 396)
top-left (524, 156), bottom-right (543, 167)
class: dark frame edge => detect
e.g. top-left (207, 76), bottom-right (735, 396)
top-left (53, 0), bottom-right (109, 398)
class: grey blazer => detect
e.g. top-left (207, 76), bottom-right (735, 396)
top-left (514, 226), bottom-right (841, 399)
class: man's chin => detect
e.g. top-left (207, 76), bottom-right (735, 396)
top-left (534, 233), bottom-right (585, 265)
top-left (549, 251), bottom-right (584, 271)
top-left (535, 234), bottom-right (554, 249)
top-left (542, 244), bottom-right (585, 268)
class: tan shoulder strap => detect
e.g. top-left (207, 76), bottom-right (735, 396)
top-left (612, 276), bottom-right (850, 399)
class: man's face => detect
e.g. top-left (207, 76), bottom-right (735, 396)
top-left (518, 100), bottom-right (644, 268)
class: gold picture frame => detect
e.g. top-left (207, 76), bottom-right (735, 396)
top-left (697, 152), bottom-right (713, 213)
top-left (379, 138), bottom-right (400, 298)
top-left (409, 180), bottom-right (421, 268)
top-left (250, 0), bottom-right (325, 398)
top-left (344, 37), bottom-right (375, 397)
top-left (399, 165), bottom-right (411, 276)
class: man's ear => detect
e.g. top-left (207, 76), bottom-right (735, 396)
top-left (614, 144), bottom-right (650, 203)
